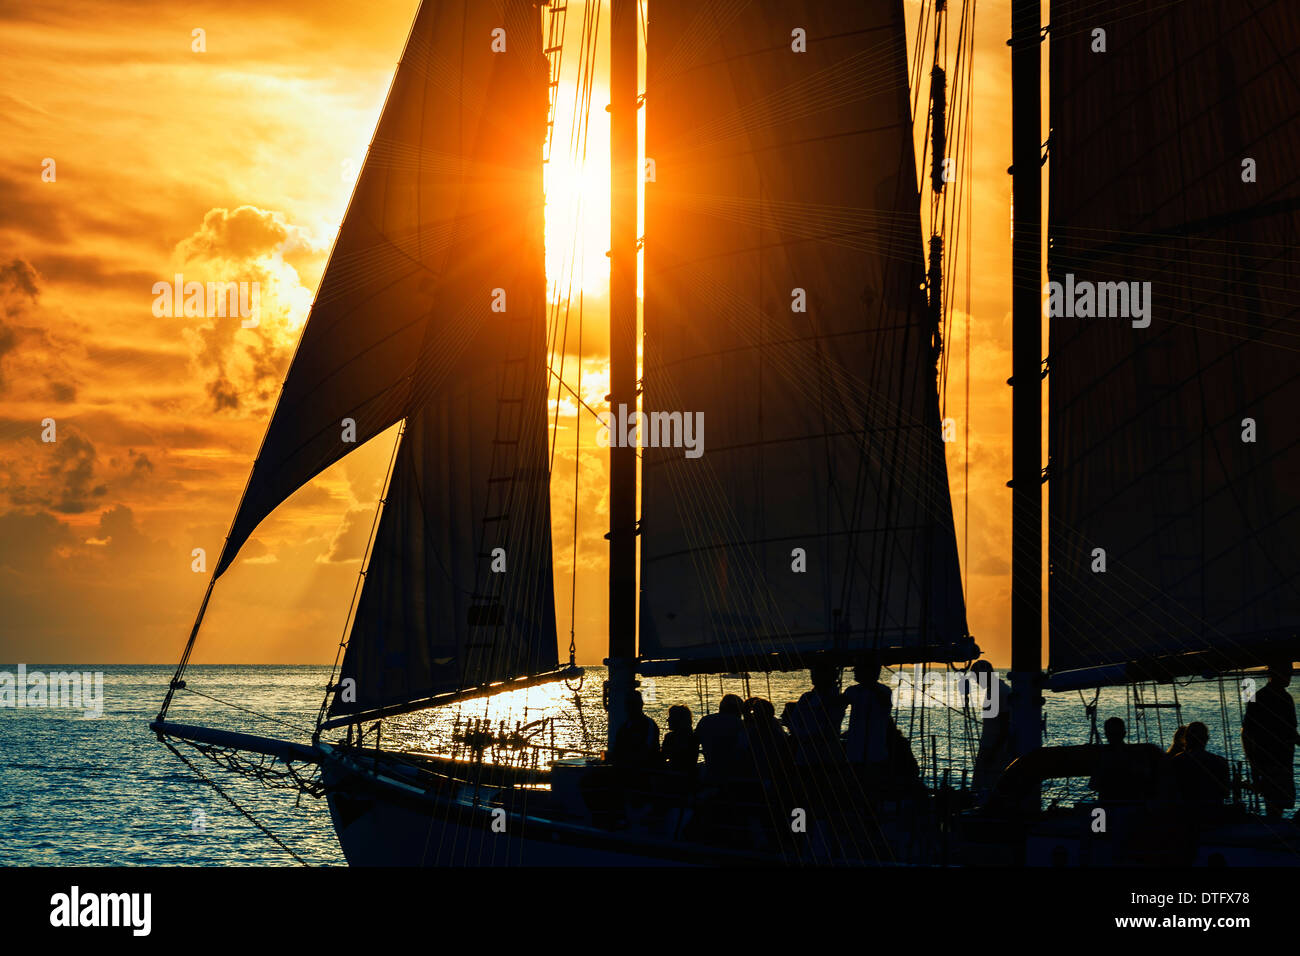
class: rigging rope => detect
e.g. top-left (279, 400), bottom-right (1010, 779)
top-left (161, 737), bottom-right (311, 866)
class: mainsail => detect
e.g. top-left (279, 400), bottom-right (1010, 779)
top-left (639, 0), bottom-right (973, 672)
top-left (1047, 2), bottom-right (1300, 688)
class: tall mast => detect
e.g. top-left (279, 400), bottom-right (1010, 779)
top-left (1009, 0), bottom-right (1043, 757)
top-left (605, 0), bottom-right (639, 747)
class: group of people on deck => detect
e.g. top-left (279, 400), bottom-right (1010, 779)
top-left (1088, 716), bottom-right (1231, 810)
top-left (609, 657), bottom-right (922, 798)
top-left (1085, 661), bottom-right (1300, 819)
top-left (607, 656), bottom-right (1300, 822)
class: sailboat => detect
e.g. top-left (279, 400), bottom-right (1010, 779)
top-left (150, 0), bottom-right (1300, 867)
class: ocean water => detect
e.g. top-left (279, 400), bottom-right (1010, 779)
top-left (0, 664), bottom-right (1281, 866)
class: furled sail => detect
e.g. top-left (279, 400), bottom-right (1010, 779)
top-left (639, 0), bottom-right (974, 673)
top-left (325, 0), bottom-right (558, 722)
top-left (214, 0), bottom-right (545, 578)
top-left (1047, 3), bottom-right (1300, 688)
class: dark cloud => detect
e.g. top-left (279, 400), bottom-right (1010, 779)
top-left (0, 175), bottom-right (69, 243)
top-left (31, 252), bottom-right (157, 291)
top-left (0, 319), bottom-right (15, 390)
top-left (0, 258), bottom-right (84, 401)
top-left (2, 429), bottom-right (107, 515)
top-left (0, 509), bottom-right (75, 569)
top-left (0, 258), bottom-right (39, 299)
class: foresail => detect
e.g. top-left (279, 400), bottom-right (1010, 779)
top-left (1047, 3), bottom-right (1300, 686)
top-left (328, 0), bottom-right (557, 721)
top-left (639, 0), bottom-right (973, 673)
top-left (215, 0), bottom-right (545, 577)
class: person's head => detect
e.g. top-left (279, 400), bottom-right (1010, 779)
top-left (968, 660), bottom-right (994, 700)
top-left (667, 704), bottom-right (692, 734)
top-left (1185, 721), bottom-right (1210, 751)
top-left (744, 697), bottom-right (775, 723)
top-left (1171, 725), bottom-right (1187, 747)
top-left (853, 654), bottom-right (882, 685)
top-left (719, 694), bottom-right (744, 717)
top-left (1269, 661), bottom-right (1293, 687)
top-left (627, 689), bottom-right (644, 715)
top-left (1103, 716), bottom-right (1126, 745)
top-left (810, 662), bottom-right (838, 692)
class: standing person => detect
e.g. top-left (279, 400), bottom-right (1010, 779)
top-left (1242, 662), bottom-right (1300, 819)
top-left (788, 662), bottom-right (847, 766)
top-left (967, 660), bottom-right (1013, 793)
top-left (843, 655), bottom-right (894, 773)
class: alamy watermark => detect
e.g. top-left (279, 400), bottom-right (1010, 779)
top-left (1043, 273), bottom-right (1151, 328)
top-left (893, 665), bottom-right (1002, 717)
top-left (597, 403), bottom-right (704, 459)
top-left (0, 664), bottom-right (104, 718)
top-left (50, 886), bottom-right (150, 936)
top-left (152, 274), bottom-right (260, 327)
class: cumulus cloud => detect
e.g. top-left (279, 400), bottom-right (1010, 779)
top-left (173, 205), bottom-right (322, 413)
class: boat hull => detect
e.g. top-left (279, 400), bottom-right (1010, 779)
top-left (318, 745), bottom-right (932, 866)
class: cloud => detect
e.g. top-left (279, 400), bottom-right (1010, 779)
top-left (0, 258), bottom-right (39, 299)
top-left (1, 430), bottom-right (106, 514)
top-left (177, 205), bottom-right (318, 262)
top-left (0, 508), bottom-right (75, 570)
top-left (173, 206), bottom-right (321, 413)
top-left (321, 507), bottom-right (371, 563)
top-left (0, 258), bottom-right (84, 402)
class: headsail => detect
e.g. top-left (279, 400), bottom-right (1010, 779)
top-left (1047, 3), bottom-right (1300, 688)
top-left (639, 0), bottom-right (974, 673)
top-left (324, 0), bottom-right (558, 723)
top-left (214, 0), bottom-right (546, 578)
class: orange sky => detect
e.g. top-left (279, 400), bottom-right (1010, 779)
top-left (0, 0), bottom-right (1041, 666)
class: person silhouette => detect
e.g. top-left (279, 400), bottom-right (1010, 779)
top-left (695, 694), bottom-right (745, 782)
top-left (1089, 716), bottom-right (1156, 802)
top-left (788, 662), bottom-right (847, 766)
top-left (611, 689), bottom-right (660, 768)
top-left (740, 696), bottom-right (790, 780)
top-left (1167, 724), bottom-right (1188, 758)
top-left (966, 659), bottom-right (1012, 792)
top-left (660, 704), bottom-right (699, 775)
top-left (1170, 721), bottom-right (1229, 809)
top-left (843, 655), bottom-right (893, 771)
top-left (1242, 662), bottom-right (1300, 819)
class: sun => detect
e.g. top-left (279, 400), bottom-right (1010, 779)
top-left (543, 92), bottom-right (612, 301)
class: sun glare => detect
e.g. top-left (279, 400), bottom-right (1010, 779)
top-left (543, 6), bottom-right (613, 301)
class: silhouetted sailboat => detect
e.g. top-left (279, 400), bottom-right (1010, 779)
top-left (151, 0), bottom-right (1300, 867)
top-left (153, 0), bottom-right (980, 866)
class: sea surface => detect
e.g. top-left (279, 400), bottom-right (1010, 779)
top-left (0, 664), bottom-right (1282, 866)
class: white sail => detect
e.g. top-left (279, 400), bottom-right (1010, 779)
top-left (1047, 2), bottom-right (1300, 686)
top-left (639, 0), bottom-right (973, 672)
